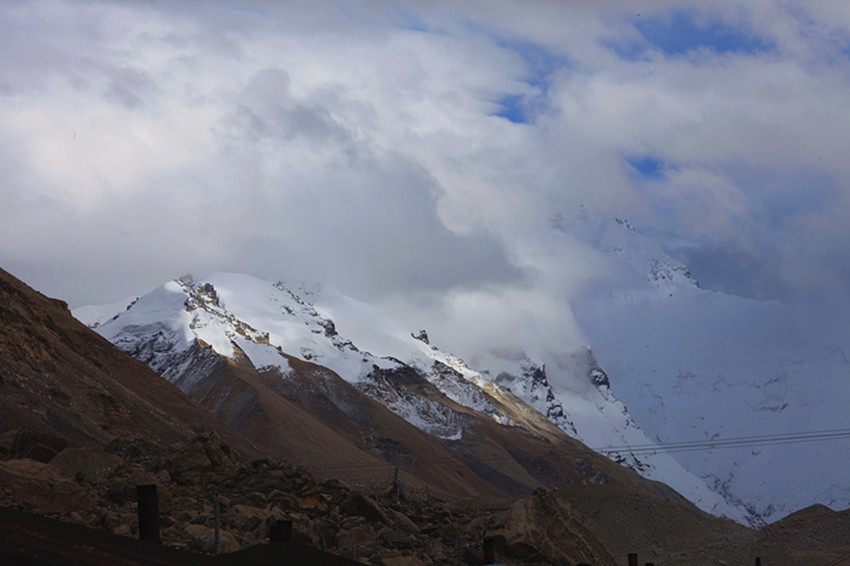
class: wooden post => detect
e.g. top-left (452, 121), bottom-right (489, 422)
top-left (214, 496), bottom-right (220, 555)
top-left (270, 519), bottom-right (292, 543)
top-left (628, 553), bottom-right (638, 566)
top-left (136, 484), bottom-right (161, 544)
top-left (483, 536), bottom-right (495, 564)
top-left (755, 558), bottom-right (762, 566)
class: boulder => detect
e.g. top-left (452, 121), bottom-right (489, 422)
top-left (340, 492), bottom-right (390, 525)
top-left (0, 458), bottom-right (92, 513)
top-left (0, 430), bottom-right (68, 462)
top-left (49, 447), bottom-right (123, 481)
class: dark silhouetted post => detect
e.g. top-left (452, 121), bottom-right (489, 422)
top-left (214, 496), bottom-right (221, 555)
top-left (755, 558), bottom-right (762, 566)
top-left (270, 519), bottom-right (292, 543)
top-left (628, 553), bottom-right (638, 566)
top-left (483, 536), bottom-right (495, 564)
top-left (137, 484), bottom-right (161, 544)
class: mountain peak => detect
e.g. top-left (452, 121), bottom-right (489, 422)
top-left (84, 270), bottom-right (757, 524)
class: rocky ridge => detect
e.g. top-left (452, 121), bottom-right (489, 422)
top-left (91, 272), bottom-right (698, 508)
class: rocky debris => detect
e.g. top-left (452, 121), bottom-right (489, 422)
top-left (0, 431), bottom-right (611, 565)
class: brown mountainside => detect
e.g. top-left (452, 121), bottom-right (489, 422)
top-left (152, 308), bottom-right (692, 505)
top-left (0, 267), bottom-right (260, 457)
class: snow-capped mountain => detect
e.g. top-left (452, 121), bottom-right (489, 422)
top-left (78, 271), bottom-right (754, 524)
top-left (562, 214), bottom-right (850, 524)
top-left (93, 273), bottom-right (531, 440)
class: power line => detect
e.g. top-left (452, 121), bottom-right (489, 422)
top-left (596, 427), bottom-right (850, 456)
top-left (598, 426), bottom-right (850, 451)
top-left (296, 427), bottom-right (850, 474)
top-left (823, 547), bottom-right (850, 566)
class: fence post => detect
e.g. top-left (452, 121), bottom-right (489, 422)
top-left (755, 558), bottom-right (762, 566)
top-left (270, 519), bottom-right (293, 543)
top-left (214, 495), bottom-right (220, 555)
top-left (136, 484), bottom-right (161, 544)
top-left (628, 553), bottom-right (638, 566)
top-left (483, 536), bottom-right (495, 564)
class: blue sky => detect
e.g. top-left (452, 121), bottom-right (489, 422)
top-left (634, 9), bottom-right (776, 57)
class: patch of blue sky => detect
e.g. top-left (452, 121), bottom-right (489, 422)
top-left (611, 9), bottom-right (776, 60)
top-left (626, 155), bottom-right (669, 180)
top-left (493, 94), bottom-right (527, 124)
top-left (487, 36), bottom-right (570, 124)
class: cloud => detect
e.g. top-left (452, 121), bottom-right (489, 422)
top-left (3, 0), bottom-right (850, 371)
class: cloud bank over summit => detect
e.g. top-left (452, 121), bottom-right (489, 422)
top-left (4, 1), bottom-right (850, 362)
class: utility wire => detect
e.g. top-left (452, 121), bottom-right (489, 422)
top-left (300, 427), bottom-right (850, 473)
top-left (599, 427), bottom-right (850, 451)
top-left (823, 547), bottom-right (850, 566)
top-left (597, 427), bottom-right (850, 456)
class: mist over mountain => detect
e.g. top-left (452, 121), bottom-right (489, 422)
top-left (76, 227), bottom-right (850, 526)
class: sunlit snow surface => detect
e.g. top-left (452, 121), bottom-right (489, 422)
top-left (88, 270), bottom-right (754, 524)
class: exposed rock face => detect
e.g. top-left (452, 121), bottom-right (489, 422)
top-left (495, 361), bottom-right (578, 436)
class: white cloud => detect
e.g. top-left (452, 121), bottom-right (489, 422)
top-left (3, 0), bottom-right (850, 367)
